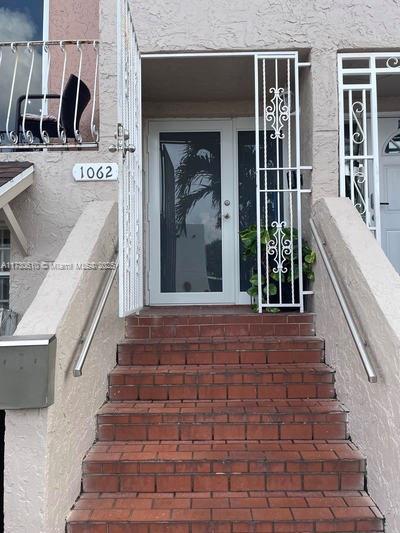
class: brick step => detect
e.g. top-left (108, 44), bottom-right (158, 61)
top-left (125, 310), bottom-right (315, 339)
top-left (97, 400), bottom-right (348, 441)
top-left (82, 440), bottom-right (365, 494)
top-left (68, 490), bottom-right (384, 533)
top-left (109, 364), bottom-right (335, 401)
top-left (118, 336), bottom-right (324, 366)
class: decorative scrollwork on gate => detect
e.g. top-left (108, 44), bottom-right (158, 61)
top-left (354, 165), bottom-right (366, 184)
top-left (386, 56), bottom-right (400, 69)
top-left (267, 221), bottom-right (292, 274)
top-left (353, 163), bottom-right (367, 216)
top-left (265, 87), bottom-right (289, 140)
top-left (352, 101), bottom-right (365, 144)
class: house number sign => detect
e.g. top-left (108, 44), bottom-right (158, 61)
top-left (73, 163), bottom-right (119, 182)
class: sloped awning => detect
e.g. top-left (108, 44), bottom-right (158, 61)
top-left (0, 162), bottom-right (34, 255)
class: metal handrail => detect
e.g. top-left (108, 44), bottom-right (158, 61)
top-left (310, 220), bottom-right (378, 383)
top-left (73, 256), bottom-right (118, 377)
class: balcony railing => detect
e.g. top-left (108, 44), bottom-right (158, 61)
top-left (0, 40), bottom-right (99, 151)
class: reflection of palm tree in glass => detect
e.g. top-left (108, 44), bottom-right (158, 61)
top-left (174, 138), bottom-right (221, 235)
top-left (237, 131), bottom-right (280, 292)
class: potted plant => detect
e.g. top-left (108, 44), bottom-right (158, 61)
top-left (239, 224), bottom-right (316, 311)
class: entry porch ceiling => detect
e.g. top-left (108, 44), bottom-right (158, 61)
top-left (142, 54), bottom-right (307, 103)
top-left (142, 56), bottom-right (255, 103)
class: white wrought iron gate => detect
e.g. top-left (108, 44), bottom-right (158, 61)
top-left (338, 53), bottom-right (381, 242)
top-left (254, 52), bottom-right (310, 313)
top-left (116, 0), bottom-right (143, 317)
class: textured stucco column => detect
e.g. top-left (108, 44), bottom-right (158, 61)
top-left (312, 198), bottom-right (400, 531)
top-left (4, 4), bottom-right (121, 527)
top-left (310, 48), bottom-right (339, 202)
top-left (4, 201), bottom-right (123, 533)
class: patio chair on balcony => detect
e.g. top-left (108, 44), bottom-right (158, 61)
top-left (15, 74), bottom-right (91, 143)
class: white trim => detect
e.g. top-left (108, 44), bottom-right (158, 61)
top-left (2, 204), bottom-right (28, 256)
top-left (294, 53), bottom-right (304, 313)
top-left (0, 166), bottom-right (34, 210)
top-left (141, 51), bottom-right (312, 61)
top-left (0, 165), bottom-right (34, 256)
top-left (254, 55), bottom-right (262, 313)
top-left (371, 63), bottom-right (382, 243)
top-left (42, 0), bottom-right (50, 107)
top-left (43, 0), bottom-right (50, 41)
top-left (338, 52), bottom-right (400, 58)
top-left (143, 52), bottom-right (261, 59)
top-left (117, 0), bottom-right (143, 316)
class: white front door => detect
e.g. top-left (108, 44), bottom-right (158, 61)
top-left (148, 118), bottom-right (286, 306)
top-left (148, 120), bottom-right (236, 304)
top-left (379, 117), bottom-right (400, 273)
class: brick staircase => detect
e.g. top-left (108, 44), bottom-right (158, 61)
top-left (67, 307), bottom-right (384, 533)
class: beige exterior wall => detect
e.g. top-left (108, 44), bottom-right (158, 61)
top-left (3, 0), bottom-right (400, 315)
top-left (132, 0), bottom-right (400, 202)
top-left (2, 4), bottom-right (121, 532)
top-left (5, 0), bottom-right (118, 317)
top-left (48, 0), bottom-right (100, 139)
top-left (49, 0), bottom-right (99, 40)
top-left (312, 197), bottom-right (400, 532)
top-left (2, 1), bottom-right (400, 531)
top-left (4, 201), bottom-right (124, 533)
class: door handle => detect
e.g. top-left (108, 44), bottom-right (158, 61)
top-left (108, 123), bottom-right (136, 156)
top-left (380, 202), bottom-right (389, 206)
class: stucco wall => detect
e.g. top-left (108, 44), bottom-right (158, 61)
top-left (4, 0), bottom-right (400, 313)
top-left (49, 0), bottom-right (100, 139)
top-left (312, 197), bottom-right (400, 532)
top-left (5, 0), bottom-right (119, 317)
top-left (131, 0), bottom-right (400, 202)
top-left (2, 1), bottom-right (400, 530)
top-left (4, 200), bottom-right (124, 533)
top-left (49, 0), bottom-right (99, 40)
top-left (2, 3), bottom-right (121, 530)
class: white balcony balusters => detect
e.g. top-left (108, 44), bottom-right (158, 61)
top-left (0, 39), bottom-right (100, 150)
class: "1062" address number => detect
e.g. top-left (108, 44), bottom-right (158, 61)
top-left (73, 163), bottom-right (119, 182)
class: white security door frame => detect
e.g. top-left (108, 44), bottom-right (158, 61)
top-left (116, 0), bottom-right (143, 317)
top-left (140, 51), bottom-right (311, 312)
top-left (254, 52), bottom-right (311, 313)
top-left (338, 51), bottom-right (400, 244)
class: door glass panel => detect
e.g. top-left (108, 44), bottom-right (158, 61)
top-left (160, 131), bottom-right (222, 293)
top-left (238, 130), bottom-right (280, 293)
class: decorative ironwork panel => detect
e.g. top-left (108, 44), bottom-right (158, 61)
top-left (0, 39), bottom-right (99, 151)
top-left (255, 53), bottom-right (308, 312)
top-left (117, 0), bottom-right (143, 316)
top-left (343, 88), bottom-right (374, 228)
top-left (338, 52), bottom-right (400, 243)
